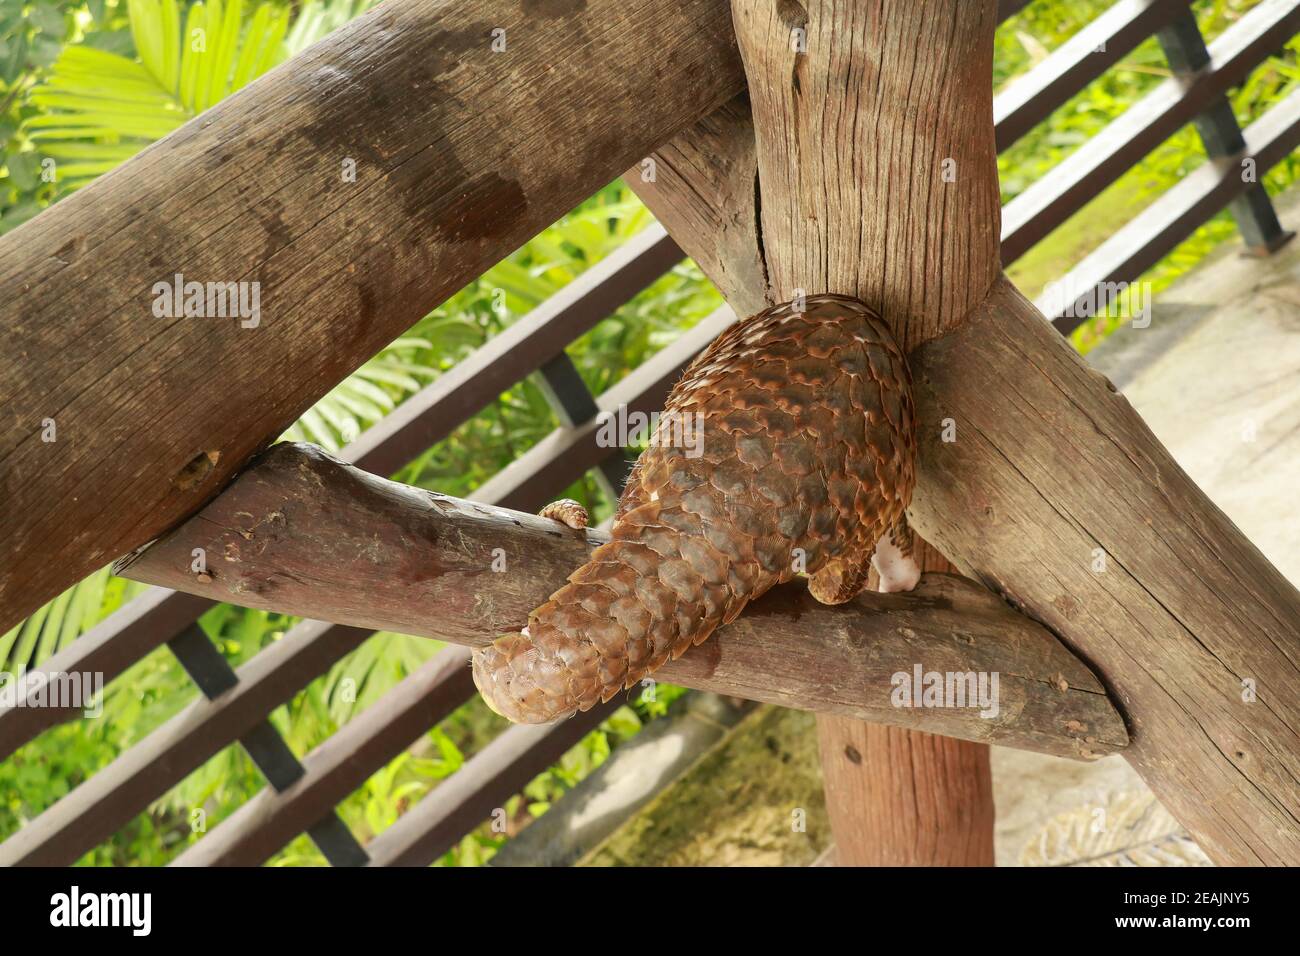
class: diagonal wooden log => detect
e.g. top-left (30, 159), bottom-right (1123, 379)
top-left (697, 0), bottom-right (1300, 866)
top-left (0, 0), bottom-right (745, 633)
top-left (113, 442), bottom-right (1127, 760)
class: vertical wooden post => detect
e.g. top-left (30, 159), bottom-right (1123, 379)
top-left (731, 0), bottom-right (1002, 865)
top-left (815, 543), bottom-right (994, 866)
top-left (631, 0), bottom-right (1003, 865)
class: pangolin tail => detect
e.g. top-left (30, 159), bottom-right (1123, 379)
top-left (471, 503), bottom-right (771, 723)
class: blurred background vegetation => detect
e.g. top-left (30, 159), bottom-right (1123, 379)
top-left (1, 0), bottom-right (1297, 865)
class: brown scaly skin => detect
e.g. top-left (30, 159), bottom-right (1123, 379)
top-left (472, 295), bottom-right (917, 723)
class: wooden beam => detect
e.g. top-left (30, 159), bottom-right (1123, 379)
top-left (909, 276), bottom-right (1300, 866)
top-left (730, 0), bottom-right (1002, 351)
top-left (815, 542), bottom-right (995, 866)
top-left (114, 442), bottom-right (1127, 760)
top-left (0, 0), bottom-right (743, 632)
top-left (816, 722), bottom-right (996, 866)
top-left (635, 0), bottom-right (1001, 867)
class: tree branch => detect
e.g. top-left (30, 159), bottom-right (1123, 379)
top-left (114, 442), bottom-right (1126, 760)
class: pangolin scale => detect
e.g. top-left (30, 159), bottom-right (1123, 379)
top-left (472, 294), bottom-right (918, 723)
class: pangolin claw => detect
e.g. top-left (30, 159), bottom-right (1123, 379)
top-left (538, 498), bottom-right (589, 530)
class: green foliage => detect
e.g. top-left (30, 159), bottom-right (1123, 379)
top-left (0, 0), bottom-right (372, 228)
top-left (5, 0), bottom-right (1300, 866)
top-left (997, 0), bottom-right (1300, 350)
top-left (1, 0), bottom-right (127, 231)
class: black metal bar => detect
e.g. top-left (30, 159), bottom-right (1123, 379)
top-left (166, 625), bottom-right (368, 866)
top-left (997, 0), bottom-right (1034, 22)
top-left (1156, 10), bottom-right (1295, 254)
top-left (535, 352), bottom-right (631, 499)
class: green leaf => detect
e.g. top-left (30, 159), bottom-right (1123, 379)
top-left (5, 149), bottom-right (38, 189)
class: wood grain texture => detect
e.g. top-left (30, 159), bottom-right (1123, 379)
top-left (817, 721), bottom-right (995, 866)
top-left (816, 538), bottom-right (995, 866)
top-left (730, 0), bottom-right (1002, 350)
top-left (655, 0), bottom-right (1001, 867)
top-left (628, 93), bottom-right (771, 319)
top-left (0, 0), bottom-right (744, 632)
top-left (114, 442), bottom-right (1127, 759)
top-left (909, 277), bottom-right (1300, 865)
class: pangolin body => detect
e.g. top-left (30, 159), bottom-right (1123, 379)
top-left (472, 295), bottom-right (918, 723)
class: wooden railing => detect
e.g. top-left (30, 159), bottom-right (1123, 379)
top-left (2, 0), bottom-right (1297, 867)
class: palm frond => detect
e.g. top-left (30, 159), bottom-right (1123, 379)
top-left (24, 0), bottom-right (295, 192)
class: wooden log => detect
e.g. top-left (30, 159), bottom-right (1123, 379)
top-left (114, 442), bottom-right (1127, 760)
top-left (816, 722), bottom-right (995, 866)
top-left (908, 276), bottom-right (1300, 866)
top-left (0, 0), bottom-right (744, 633)
top-left (816, 542), bottom-right (995, 866)
top-left (634, 0), bottom-right (1000, 866)
top-left (667, 0), bottom-right (1300, 869)
top-left (729, 0), bottom-right (1002, 350)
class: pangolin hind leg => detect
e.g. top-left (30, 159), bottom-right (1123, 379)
top-left (472, 295), bottom-right (917, 724)
top-left (872, 512), bottom-right (922, 593)
top-left (807, 512), bottom-right (921, 603)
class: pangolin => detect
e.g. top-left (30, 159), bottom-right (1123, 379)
top-left (472, 294), bottom-right (920, 723)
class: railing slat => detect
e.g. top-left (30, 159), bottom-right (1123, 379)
top-left (171, 647), bottom-right (475, 867)
top-left (1037, 88), bottom-right (1300, 329)
top-left (0, 588), bottom-right (211, 759)
top-left (364, 699), bottom-right (622, 867)
top-left (994, 0), bottom-right (1192, 151)
top-left (1002, 0), bottom-right (1300, 261)
top-left (167, 624), bottom-right (369, 866)
top-left (535, 352), bottom-right (631, 500)
top-left (0, 621), bottom-right (370, 866)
